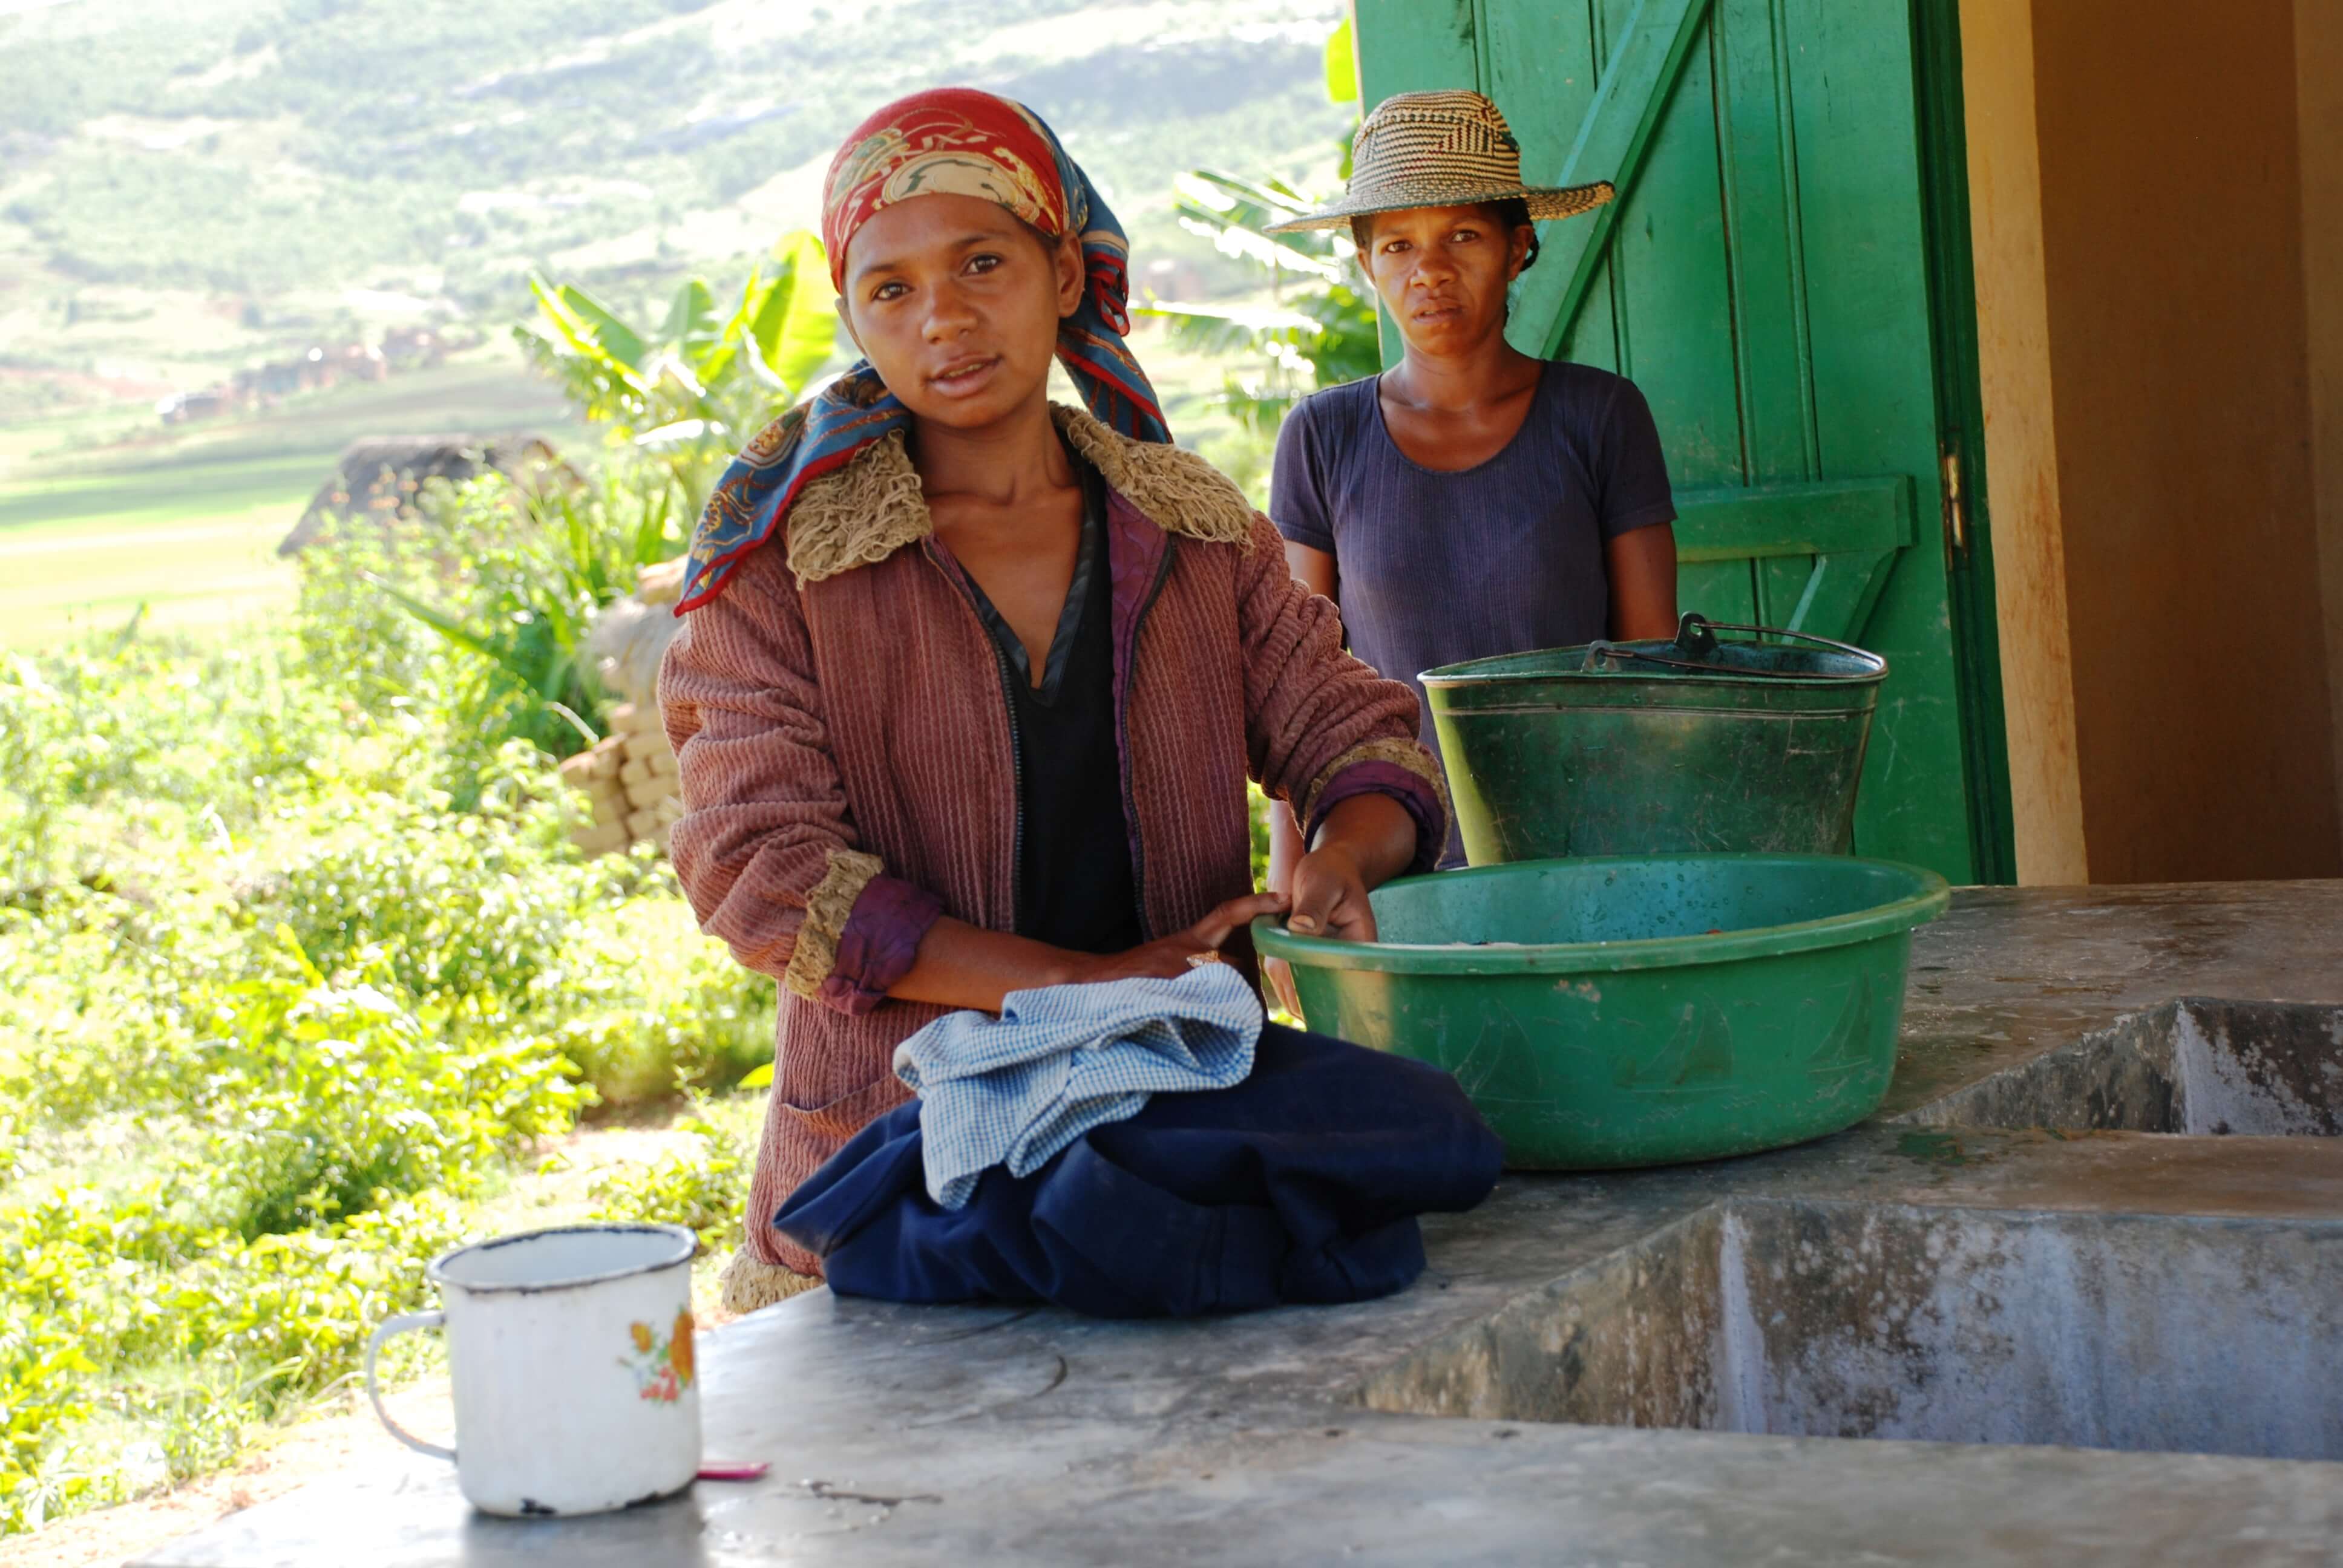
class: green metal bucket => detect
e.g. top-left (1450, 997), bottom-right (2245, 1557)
top-left (1253, 854), bottom-right (1950, 1169)
top-left (1421, 614), bottom-right (1889, 865)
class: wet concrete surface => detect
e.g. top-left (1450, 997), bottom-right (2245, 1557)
top-left (140, 881), bottom-right (2343, 1566)
top-left (1908, 998), bottom-right (2343, 1137)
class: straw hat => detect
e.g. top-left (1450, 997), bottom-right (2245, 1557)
top-left (1265, 90), bottom-right (1613, 234)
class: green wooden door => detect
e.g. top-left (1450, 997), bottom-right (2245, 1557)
top-left (1353, 0), bottom-right (2011, 884)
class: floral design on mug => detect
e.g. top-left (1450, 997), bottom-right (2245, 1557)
top-left (621, 1310), bottom-right (697, 1402)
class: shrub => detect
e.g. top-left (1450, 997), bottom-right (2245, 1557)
top-left (190, 950), bottom-right (585, 1238)
top-left (0, 622), bottom-right (767, 1526)
top-left (546, 891), bottom-right (776, 1104)
top-left (0, 929), bottom-right (576, 1526)
top-left (588, 1114), bottom-right (749, 1250)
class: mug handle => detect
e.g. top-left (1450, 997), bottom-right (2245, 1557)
top-left (365, 1310), bottom-right (455, 1462)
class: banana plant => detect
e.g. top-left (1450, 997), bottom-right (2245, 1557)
top-left (370, 469), bottom-right (683, 764)
top-left (516, 229), bottom-right (840, 516)
top-left (1136, 16), bottom-right (1377, 431)
top-left (1139, 169), bottom-right (1381, 430)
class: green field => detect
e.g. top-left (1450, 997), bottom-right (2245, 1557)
top-left (0, 319), bottom-right (1271, 650)
top-left (0, 356), bottom-right (589, 649)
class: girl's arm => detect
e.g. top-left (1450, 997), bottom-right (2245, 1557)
top-left (888, 892), bottom-right (1288, 1014)
top-left (666, 546), bottom-right (1291, 1018)
top-left (1265, 543), bottom-right (1337, 900)
top-left (1265, 540), bottom-right (1340, 1010)
top-left (663, 550), bottom-right (951, 1016)
top-left (1285, 792), bottom-right (1418, 942)
top-left (1236, 515), bottom-right (1449, 939)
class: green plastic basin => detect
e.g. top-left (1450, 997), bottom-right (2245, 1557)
top-left (1253, 854), bottom-right (1950, 1169)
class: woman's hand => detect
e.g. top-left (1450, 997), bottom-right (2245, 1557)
top-left (1059, 890), bottom-right (1290, 985)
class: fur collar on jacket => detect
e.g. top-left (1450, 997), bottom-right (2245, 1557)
top-left (783, 403), bottom-right (1256, 585)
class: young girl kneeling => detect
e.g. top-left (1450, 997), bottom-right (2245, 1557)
top-left (661, 90), bottom-right (1453, 1308)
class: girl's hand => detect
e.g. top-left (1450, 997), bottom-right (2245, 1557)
top-left (1060, 891), bottom-right (1291, 985)
top-left (1286, 843), bottom-right (1380, 943)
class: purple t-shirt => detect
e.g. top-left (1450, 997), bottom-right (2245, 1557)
top-left (1270, 361), bottom-right (1676, 866)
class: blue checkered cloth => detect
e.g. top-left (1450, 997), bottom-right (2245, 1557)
top-left (891, 965), bottom-right (1263, 1210)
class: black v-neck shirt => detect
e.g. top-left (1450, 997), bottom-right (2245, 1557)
top-left (959, 463), bottom-right (1144, 956)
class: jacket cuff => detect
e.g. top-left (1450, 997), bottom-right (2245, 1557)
top-left (815, 875), bottom-right (945, 1015)
top-left (781, 848), bottom-right (882, 1004)
top-left (1301, 740), bottom-right (1453, 877)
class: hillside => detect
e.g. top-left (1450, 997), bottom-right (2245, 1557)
top-left (0, 0), bottom-right (1351, 422)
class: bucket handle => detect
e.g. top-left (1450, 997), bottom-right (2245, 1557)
top-left (1580, 613), bottom-right (1881, 676)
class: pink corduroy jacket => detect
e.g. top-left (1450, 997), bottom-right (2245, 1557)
top-left (658, 406), bottom-right (1449, 1303)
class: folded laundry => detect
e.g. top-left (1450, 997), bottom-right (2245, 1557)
top-left (893, 965), bottom-right (1265, 1211)
top-left (777, 1022), bottom-right (1504, 1317)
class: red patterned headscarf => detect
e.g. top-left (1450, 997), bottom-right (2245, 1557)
top-left (680, 88), bottom-right (1168, 612)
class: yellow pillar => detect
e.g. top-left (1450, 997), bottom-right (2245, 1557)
top-left (1956, 0), bottom-right (2088, 884)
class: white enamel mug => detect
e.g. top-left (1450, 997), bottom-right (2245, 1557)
top-left (365, 1223), bottom-right (702, 1517)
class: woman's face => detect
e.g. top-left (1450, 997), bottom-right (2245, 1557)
top-left (1360, 204), bottom-right (1532, 357)
top-left (837, 192), bottom-right (1084, 432)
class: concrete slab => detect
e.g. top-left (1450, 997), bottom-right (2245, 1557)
top-left (139, 882), bottom-right (2343, 1567)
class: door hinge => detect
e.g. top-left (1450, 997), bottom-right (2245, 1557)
top-left (1939, 444), bottom-right (1968, 555)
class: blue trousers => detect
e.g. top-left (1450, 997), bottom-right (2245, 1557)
top-left (774, 1023), bottom-right (1502, 1318)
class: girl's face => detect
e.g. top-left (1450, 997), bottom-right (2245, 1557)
top-left (837, 193), bottom-right (1084, 432)
top-left (1360, 204), bottom-right (1533, 357)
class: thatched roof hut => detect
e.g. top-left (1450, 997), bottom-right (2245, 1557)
top-left (276, 434), bottom-right (572, 555)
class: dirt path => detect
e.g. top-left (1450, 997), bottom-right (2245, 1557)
top-left (0, 1383), bottom-right (451, 1568)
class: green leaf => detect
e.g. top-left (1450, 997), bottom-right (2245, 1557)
top-left (662, 279), bottom-right (722, 371)
top-left (1324, 15), bottom-right (1357, 103)
top-left (753, 229), bottom-right (841, 399)
top-left (555, 284), bottom-right (649, 372)
top-left (632, 483), bottom-right (676, 566)
top-left (695, 266), bottom-right (765, 390)
top-left (367, 574), bottom-right (500, 662)
top-left (735, 1062), bottom-right (773, 1090)
top-left (526, 276), bottom-right (652, 400)
top-left (1175, 169), bottom-right (1315, 229)
top-left (1138, 299), bottom-right (1319, 336)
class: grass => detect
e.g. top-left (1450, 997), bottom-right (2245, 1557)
top-left (0, 493), bottom-right (300, 648)
top-left (0, 353), bottom-right (589, 649)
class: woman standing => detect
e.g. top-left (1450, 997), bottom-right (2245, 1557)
top-left (661, 88), bottom-right (1454, 1308)
top-left (1262, 91), bottom-right (1679, 974)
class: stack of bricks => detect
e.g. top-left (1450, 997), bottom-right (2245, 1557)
top-left (559, 702), bottom-right (683, 856)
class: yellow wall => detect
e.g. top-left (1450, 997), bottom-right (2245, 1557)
top-left (1963, 0), bottom-right (2343, 882)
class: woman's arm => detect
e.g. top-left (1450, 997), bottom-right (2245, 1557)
top-left (1599, 377), bottom-right (1679, 641)
top-left (1605, 523), bottom-right (1679, 640)
top-left (1281, 539), bottom-right (1338, 602)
